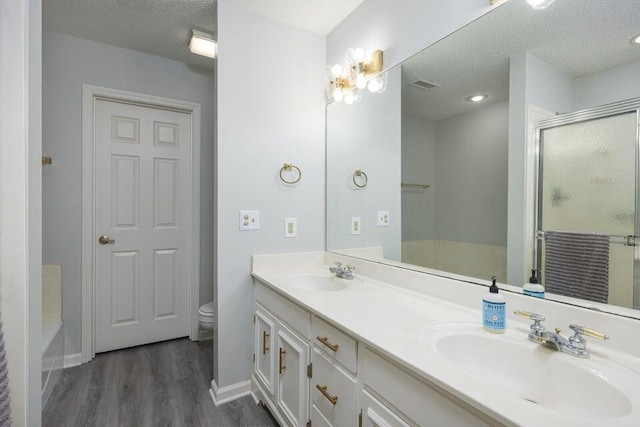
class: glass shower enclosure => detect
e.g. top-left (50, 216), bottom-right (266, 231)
top-left (534, 98), bottom-right (640, 310)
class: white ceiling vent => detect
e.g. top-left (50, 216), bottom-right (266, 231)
top-left (411, 79), bottom-right (441, 91)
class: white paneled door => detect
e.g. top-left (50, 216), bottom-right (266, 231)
top-left (94, 99), bottom-right (192, 353)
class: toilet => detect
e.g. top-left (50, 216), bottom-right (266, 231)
top-left (198, 302), bottom-right (215, 334)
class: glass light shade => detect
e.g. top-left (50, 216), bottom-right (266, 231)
top-left (344, 92), bottom-right (355, 105)
top-left (354, 48), bottom-right (365, 62)
top-left (368, 74), bottom-right (387, 93)
top-left (356, 73), bottom-right (367, 89)
top-left (527, 0), bottom-right (555, 9)
top-left (189, 30), bottom-right (217, 58)
top-left (367, 78), bottom-right (379, 93)
top-left (333, 87), bottom-right (344, 102)
top-left (331, 64), bottom-right (343, 78)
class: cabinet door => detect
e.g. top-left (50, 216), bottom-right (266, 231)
top-left (255, 306), bottom-right (276, 396)
top-left (277, 324), bottom-right (310, 427)
top-left (361, 390), bottom-right (411, 427)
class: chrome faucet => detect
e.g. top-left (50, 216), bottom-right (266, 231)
top-left (329, 262), bottom-right (356, 280)
top-left (514, 310), bottom-right (609, 358)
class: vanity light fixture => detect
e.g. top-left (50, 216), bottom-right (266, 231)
top-left (467, 94), bottom-right (488, 102)
top-left (189, 30), bottom-right (217, 59)
top-left (526, 0), bottom-right (556, 9)
top-left (631, 34), bottom-right (640, 45)
top-left (327, 48), bottom-right (386, 104)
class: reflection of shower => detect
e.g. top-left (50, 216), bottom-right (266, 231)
top-left (535, 101), bottom-right (640, 310)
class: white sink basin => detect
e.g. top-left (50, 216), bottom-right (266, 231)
top-left (427, 322), bottom-right (639, 420)
top-left (283, 272), bottom-right (360, 292)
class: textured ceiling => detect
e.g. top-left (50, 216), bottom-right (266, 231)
top-left (231, 0), bottom-right (363, 35)
top-left (44, 0), bottom-right (217, 69)
top-left (43, 0), bottom-right (362, 70)
top-left (402, 0), bottom-right (640, 121)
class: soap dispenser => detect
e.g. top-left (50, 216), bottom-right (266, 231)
top-left (523, 269), bottom-right (545, 298)
top-left (483, 276), bottom-right (506, 333)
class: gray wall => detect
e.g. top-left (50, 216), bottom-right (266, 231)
top-left (401, 115), bottom-right (436, 241)
top-left (42, 31), bottom-right (215, 356)
top-left (327, 67), bottom-right (402, 260)
top-left (435, 100), bottom-right (509, 247)
top-left (575, 59), bottom-right (640, 110)
top-left (401, 100), bottom-right (509, 247)
top-left (216, 2), bottom-right (326, 388)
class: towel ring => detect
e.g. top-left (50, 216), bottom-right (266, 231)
top-left (280, 163), bottom-right (302, 184)
top-left (353, 169), bottom-right (368, 188)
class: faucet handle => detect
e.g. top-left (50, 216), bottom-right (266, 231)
top-left (345, 264), bottom-right (355, 271)
top-left (569, 324), bottom-right (609, 341)
top-left (514, 310), bottom-right (545, 322)
top-left (332, 261), bottom-right (342, 267)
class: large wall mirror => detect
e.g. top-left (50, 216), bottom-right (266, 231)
top-left (327, 0), bottom-right (640, 318)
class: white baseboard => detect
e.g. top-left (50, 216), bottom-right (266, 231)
top-left (209, 379), bottom-right (251, 406)
top-left (63, 353), bottom-right (82, 368)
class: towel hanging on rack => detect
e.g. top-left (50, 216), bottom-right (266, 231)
top-left (544, 231), bottom-right (610, 303)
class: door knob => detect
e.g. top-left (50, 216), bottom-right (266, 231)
top-left (98, 235), bottom-right (116, 245)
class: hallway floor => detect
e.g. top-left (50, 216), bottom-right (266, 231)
top-left (43, 338), bottom-right (278, 427)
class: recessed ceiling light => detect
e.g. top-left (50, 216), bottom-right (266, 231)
top-left (527, 0), bottom-right (556, 9)
top-left (189, 30), bottom-right (217, 59)
top-left (631, 34), bottom-right (640, 45)
top-left (467, 94), bottom-right (488, 103)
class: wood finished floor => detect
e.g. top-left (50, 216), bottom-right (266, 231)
top-left (43, 338), bottom-right (279, 427)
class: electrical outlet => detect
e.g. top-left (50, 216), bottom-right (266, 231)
top-left (284, 217), bottom-right (297, 238)
top-left (239, 210), bottom-right (260, 231)
top-left (377, 211), bottom-right (390, 227)
top-left (351, 217), bottom-right (361, 235)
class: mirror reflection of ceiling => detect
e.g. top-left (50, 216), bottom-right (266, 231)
top-left (402, 0), bottom-right (640, 121)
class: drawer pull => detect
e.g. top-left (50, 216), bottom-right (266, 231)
top-left (279, 348), bottom-right (286, 374)
top-left (316, 336), bottom-right (339, 352)
top-left (316, 384), bottom-right (338, 405)
top-left (262, 331), bottom-right (270, 354)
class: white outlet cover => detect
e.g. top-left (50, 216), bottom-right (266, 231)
top-left (351, 217), bottom-right (361, 235)
top-left (377, 211), bottom-right (390, 227)
top-left (239, 210), bottom-right (260, 231)
top-left (284, 217), bottom-right (297, 238)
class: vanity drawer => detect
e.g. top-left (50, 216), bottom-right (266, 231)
top-left (255, 282), bottom-right (311, 339)
top-left (361, 347), bottom-right (494, 426)
top-left (312, 315), bottom-right (357, 373)
top-left (311, 347), bottom-right (357, 427)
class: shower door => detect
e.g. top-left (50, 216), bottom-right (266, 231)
top-left (535, 100), bottom-right (640, 309)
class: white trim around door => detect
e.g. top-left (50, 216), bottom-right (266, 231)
top-left (81, 84), bottom-right (201, 363)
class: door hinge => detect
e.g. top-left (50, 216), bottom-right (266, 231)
top-left (253, 315), bottom-right (256, 323)
top-left (307, 363), bottom-right (313, 378)
top-left (306, 421), bottom-right (311, 427)
top-left (358, 409), bottom-right (363, 427)
top-left (253, 354), bottom-right (255, 362)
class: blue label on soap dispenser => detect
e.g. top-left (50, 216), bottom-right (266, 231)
top-left (483, 300), bottom-right (506, 330)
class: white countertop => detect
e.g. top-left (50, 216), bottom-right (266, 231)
top-left (252, 252), bottom-right (640, 427)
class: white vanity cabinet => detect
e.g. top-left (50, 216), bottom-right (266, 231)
top-left (254, 285), bottom-right (311, 427)
top-left (252, 280), bottom-right (503, 427)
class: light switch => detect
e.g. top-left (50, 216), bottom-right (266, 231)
top-left (351, 217), bottom-right (361, 235)
top-left (239, 210), bottom-right (260, 231)
top-left (377, 211), bottom-right (390, 227)
top-left (284, 217), bottom-right (297, 238)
